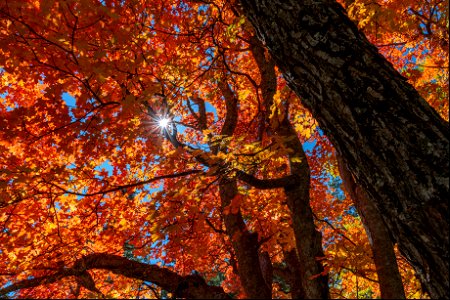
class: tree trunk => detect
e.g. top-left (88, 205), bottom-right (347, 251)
top-left (251, 37), bottom-right (329, 298)
top-left (240, 0), bottom-right (449, 298)
top-left (284, 249), bottom-right (305, 298)
top-left (280, 120), bottom-right (329, 299)
top-left (337, 154), bottom-right (406, 299)
top-left (219, 179), bottom-right (272, 298)
top-left (216, 78), bottom-right (272, 298)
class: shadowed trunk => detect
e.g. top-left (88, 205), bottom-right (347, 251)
top-left (240, 0), bottom-right (449, 297)
top-left (337, 153), bottom-right (406, 299)
top-left (171, 75), bottom-right (273, 298)
top-left (219, 179), bottom-right (271, 298)
top-left (215, 79), bottom-right (272, 298)
top-left (284, 249), bottom-right (305, 298)
top-left (280, 120), bottom-right (329, 299)
top-left (251, 37), bottom-right (329, 299)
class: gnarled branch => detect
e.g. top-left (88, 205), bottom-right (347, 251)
top-left (0, 254), bottom-right (230, 299)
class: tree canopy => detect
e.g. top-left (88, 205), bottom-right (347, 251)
top-left (0, 0), bottom-right (448, 298)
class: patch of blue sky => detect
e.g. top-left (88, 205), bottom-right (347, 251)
top-left (394, 40), bottom-right (433, 72)
top-left (54, 201), bottom-right (62, 210)
top-left (327, 175), bottom-right (345, 201)
top-left (95, 159), bottom-right (114, 177)
top-left (303, 139), bottom-right (316, 153)
top-left (174, 1), bottom-right (190, 14)
top-left (140, 180), bottom-right (167, 207)
top-left (346, 205), bottom-right (358, 217)
top-left (62, 92), bottom-right (76, 107)
top-left (66, 161), bottom-right (78, 170)
top-left (173, 24), bottom-right (181, 33)
top-left (0, 90), bottom-right (19, 112)
top-left (182, 96), bottom-right (218, 122)
top-left (171, 113), bottom-right (212, 154)
top-left (197, 4), bottom-right (208, 14)
top-left (62, 92), bottom-right (76, 121)
top-left (205, 46), bottom-right (215, 58)
top-left (78, 130), bottom-right (88, 137)
top-left (172, 115), bottom-right (187, 135)
top-left (196, 5), bottom-right (210, 27)
top-left (3, 289), bottom-right (17, 298)
top-left (304, 127), bottom-right (322, 154)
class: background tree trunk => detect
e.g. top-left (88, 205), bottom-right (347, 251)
top-left (337, 154), bottom-right (406, 299)
top-left (215, 78), bottom-right (272, 298)
top-left (281, 121), bottom-right (329, 299)
top-left (251, 37), bottom-right (329, 299)
top-left (219, 179), bottom-right (272, 298)
top-left (240, 0), bottom-right (449, 298)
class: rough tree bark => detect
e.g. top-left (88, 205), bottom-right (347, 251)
top-left (239, 0), bottom-right (449, 298)
top-left (337, 154), bottom-right (406, 299)
top-left (251, 37), bottom-right (329, 299)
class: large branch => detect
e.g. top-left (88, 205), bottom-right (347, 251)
top-left (235, 170), bottom-right (297, 189)
top-left (0, 254), bottom-right (230, 299)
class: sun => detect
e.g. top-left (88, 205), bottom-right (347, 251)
top-left (158, 117), bottom-right (170, 128)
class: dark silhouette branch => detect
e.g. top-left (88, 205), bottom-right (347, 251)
top-left (0, 254), bottom-right (230, 299)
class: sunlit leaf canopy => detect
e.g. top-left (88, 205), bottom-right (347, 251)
top-left (0, 0), bottom-right (447, 298)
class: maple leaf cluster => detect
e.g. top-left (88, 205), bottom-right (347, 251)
top-left (0, 0), bottom-right (446, 298)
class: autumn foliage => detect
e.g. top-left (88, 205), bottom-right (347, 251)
top-left (0, 0), bottom-right (448, 298)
